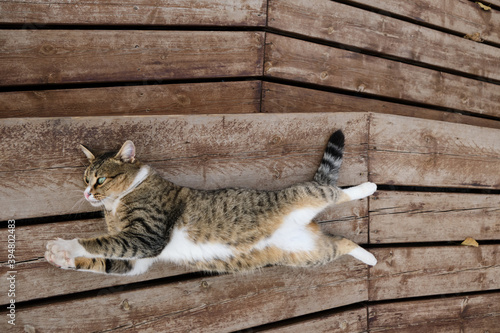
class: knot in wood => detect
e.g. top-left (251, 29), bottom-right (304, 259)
top-left (39, 44), bottom-right (56, 55)
top-left (270, 135), bottom-right (282, 145)
top-left (120, 299), bottom-right (131, 311)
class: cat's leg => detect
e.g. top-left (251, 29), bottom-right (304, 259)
top-left (45, 248), bottom-right (156, 275)
top-left (337, 182), bottom-right (377, 204)
top-left (278, 234), bottom-right (377, 267)
top-left (45, 225), bottom-right (165, 271)
top-left (190, 237), bottom-right (376, 273)
top-left (75, 257), bottom-right (155, 275)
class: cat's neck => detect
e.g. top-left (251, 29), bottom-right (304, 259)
top-left (104, 165), bottom-right (151, 213)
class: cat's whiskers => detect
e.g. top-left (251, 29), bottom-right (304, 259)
top-left (70, 197), bottom-right (89, 211)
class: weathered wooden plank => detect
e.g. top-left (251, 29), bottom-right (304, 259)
top-left (0, 81), bottom-right (261, 118)
top-left (268, 0), bottom-right (500, 82)
top-left (369, 293), bottom-right (500, 332)
top-left (0, 30), bottom-right (264, 87)
top-left (0, 258), bottom-right (368, 332)
top-left (256, 306), bottom-right (367, 333)
top-left (370, 191), bottom-right (500, 244)
top-left (346, 0), bottom-right (500, 45)
top-left (0, 0), bottom-right (266, 27)
top-left (369, 245), bottom-right (500, 300)
top-left (369, 113), bottom-right (500, 189)
top-left (0, 219), bottom-right (106, 263)
top-left (264, 33), bottom-right (500, 117)
top-left (0, 112), bottom-right (369, 220)
top-left (261, 82), bottom-right (500, 129)
top-left (0, 259), bottom-right (190, 305)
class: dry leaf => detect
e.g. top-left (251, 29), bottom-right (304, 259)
top-left (461, 237), bottom-right (479, 247)
top-left (476, 2), bottom-right (492, 11)
top-left (464, 32), bottom-right (484, 42)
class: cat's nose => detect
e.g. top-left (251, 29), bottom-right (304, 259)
top-left (84, 192), bottom-right (90, 199)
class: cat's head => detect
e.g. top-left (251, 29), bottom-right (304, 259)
top-left (80, 141), bottom-right (142, 207)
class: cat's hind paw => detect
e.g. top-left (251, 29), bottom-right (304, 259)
top-left (348, 246), bottom-right (377, 266)
top-left (343, 182), bottom-right (377, 201)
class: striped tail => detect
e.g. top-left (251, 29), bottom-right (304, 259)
top-left (314, 129), bottom-right (344, 186)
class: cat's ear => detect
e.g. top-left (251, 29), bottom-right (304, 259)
top-left (115, 140), bottom-right (136, 163)
top-left (79, 144), bottom-right (95, 163)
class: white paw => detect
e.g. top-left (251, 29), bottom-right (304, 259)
top-left (343, 182), bottom-right (377, 201)
top-left (348, 246), bottom-right (377, 266)
top-left (45, 238), bottom-right (85, 269)
top-left (359, 182), bottom-right (377, 197)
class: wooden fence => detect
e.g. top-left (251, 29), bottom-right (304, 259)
top-left (1, 0), bottom-right (499, 332)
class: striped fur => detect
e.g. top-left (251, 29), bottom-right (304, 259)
top-left (45, 133), bottom-right (377, 275)
top-left (314, 129), bottom-right (344, 186)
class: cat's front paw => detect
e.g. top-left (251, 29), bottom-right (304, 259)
top-left (45, 238), bottom-right (85, 269)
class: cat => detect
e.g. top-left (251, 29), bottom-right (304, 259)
top-left (45, 130), bottom-right (377, 275)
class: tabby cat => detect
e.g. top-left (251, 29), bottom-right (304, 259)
top-left (45, 130), bottom-right (377, 275)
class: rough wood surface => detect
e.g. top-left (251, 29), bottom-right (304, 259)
top-left (369, 113), bottom-right (500, 189)
top-left (256, 306), bottom-right (367, 333)
top-left (0, 258), bottom-right (191, 304)
top-left (346, 0), bottom-right (500, 45)
top-left (0, 258), bottom-right (368, 332)
top-left (261, 82), bottom-right (500, 129)
top-left (264, 33), bottom-right (500, 117)
top-left (369, 293), bottom-right (500, 332)
top-left (0, 30), bottom-right (264, 87)
top-left (370, 191), bottom-right (500, 243)
top-left (0, 112), bottom-right (369, 220)
top-left (0, 0), bottom-right (266, 27)
top-left (369, 245), bottom-right (500, 300)
top-left (0, 81), bottom-right (261, 118)
top-left (268, 0), bottom-right (500, 81)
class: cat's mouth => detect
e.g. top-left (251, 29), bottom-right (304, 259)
top-left (84, 192), bottom-right (104, 207)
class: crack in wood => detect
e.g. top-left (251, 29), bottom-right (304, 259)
top-left (370, 206), bottom-right (500, 216)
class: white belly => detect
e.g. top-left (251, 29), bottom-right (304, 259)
top-left (159, 227), bottom-right (234, 263)
top-left (253, 207), bottom-right (323, 252)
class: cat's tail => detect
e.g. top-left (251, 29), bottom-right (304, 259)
top-left (314, 129), bottom-right (344, 186)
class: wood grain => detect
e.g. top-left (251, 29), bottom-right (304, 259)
top-left (346, 0), bottom-right (500, 45)
top-left (0, 0), bottom-right (266, 27)
top-left (261, 82), bottom-right (500, 129)
top-left (0, 258), bottom-right (368, 332)
top-left (0, 81), bottom-right (261, 118)
top-left (268, 0), bottom-right (500, 82)
top-left (0, 30), bottom-right (264, 87)
top-left (369, 113), bottom-right (500, 189)
top-left (370, 191), bottom-right (500, 243)
top-left (369, 245), bottom-right (500, 300)
top-left (369, 293), bottom-right (500, 332)
top-left (0, 112), bottom-right (369, 220)
top-left (264, 33), bottom-right (500, 117)
top-left (256, 306), bottom-right (368, 333)
top-left (0, 258), bottom-right (191, 305)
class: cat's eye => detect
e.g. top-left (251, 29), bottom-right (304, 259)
top-left (97, 177), bottom-right (106, 185)
top-left (84, 176), bottom-right (89, 184)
